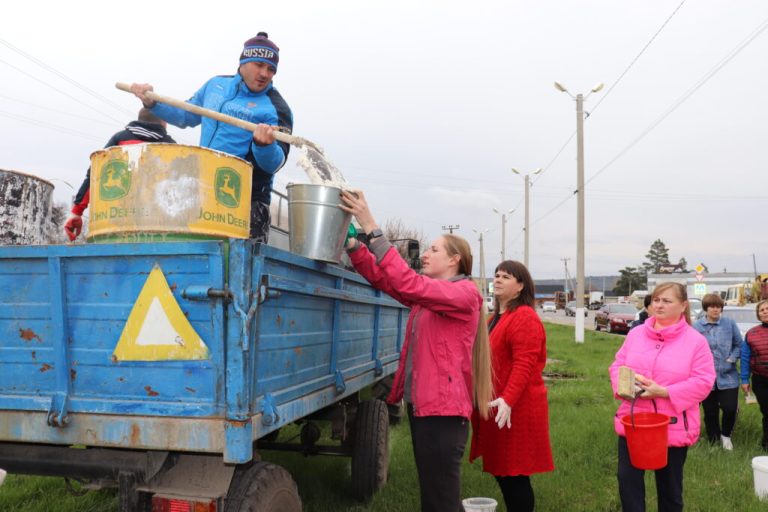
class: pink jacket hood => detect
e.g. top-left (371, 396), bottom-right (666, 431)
top-left (609, 316), bottom-right (715, 447)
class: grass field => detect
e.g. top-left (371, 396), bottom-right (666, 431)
top-left (2, 323), bottom-right (768, 511)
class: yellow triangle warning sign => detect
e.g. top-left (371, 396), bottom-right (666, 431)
top-left (113, 265), bottom-right (209, 361)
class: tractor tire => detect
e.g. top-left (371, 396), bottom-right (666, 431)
top-left (594, 319), bottom-right (600, 331)
top-left (372, 375), bottom-right (404, 425)
top-left (351, 399), bottom-right (389, 500)
top-left (225, 461), bottom-right (301, 512)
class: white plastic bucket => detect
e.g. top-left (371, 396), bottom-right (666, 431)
top-left (462, 497), bottom-right (498, 512)
top-left (753, 456), bottom-right (768, 500)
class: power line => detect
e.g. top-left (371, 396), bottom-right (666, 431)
top-left (532, 1), bottom-right (686, 187)
top-left (0, 110), bottom-right (104, 142)
top-left (0, 92), bottom-right (117, 126)
top-left (0, 56), bottom-right (126, 124)
top-left (589, 0), bottom-right (687, 115)
top-left (0, 38), bottom-right (134, 117)
top-left (586, 13), bottom-right (768, 187)
top-left (530, 13), bottom-right (768, 227)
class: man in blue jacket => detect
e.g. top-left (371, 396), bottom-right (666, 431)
top-left (129, 32), bottom-right (293, 243)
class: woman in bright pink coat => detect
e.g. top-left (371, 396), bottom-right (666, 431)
top-left (609, 282), bottom-right (715, 512)
top-left (340, 189), bottom-right (493, 512)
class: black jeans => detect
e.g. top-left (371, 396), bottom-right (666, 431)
top-left (617, 436), bottom-right (688, 512)
top-left (495, 475), bottom-right (534, 512)
top-left (752, 374), bottom-right (768, 446)
top-left (408, 404), bottom-right (469, 512)
top-left (701, 385), bottom-right (739, 441)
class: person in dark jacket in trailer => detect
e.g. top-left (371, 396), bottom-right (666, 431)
top-left (63, 107), bottom-right (175, 241)
top-left (128, 32), bottom-right (293, 243)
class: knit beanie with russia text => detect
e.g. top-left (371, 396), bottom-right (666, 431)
top-left (240, 32), bottom-right (279, 71)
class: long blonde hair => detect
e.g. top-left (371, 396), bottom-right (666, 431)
top-left (442, 234), bottom-right (493, 419)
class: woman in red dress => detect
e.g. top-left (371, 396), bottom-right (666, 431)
top-left (470, 260), bottom-right (554, 511)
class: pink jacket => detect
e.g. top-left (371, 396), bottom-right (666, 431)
top-left (609, 316), bottom-right (715, 447)
top-left (349, 244), bottom-right (482, 419)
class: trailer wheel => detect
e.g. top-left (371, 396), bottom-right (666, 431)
top-left (351, 399), bottom-right (389, 500)
top-left (225, 461), bottom-right (301, 512)
top-left (372, 375), bottom-right (404, 425)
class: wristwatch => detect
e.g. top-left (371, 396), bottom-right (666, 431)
top-left (366, 228), bottom-right (384, 242)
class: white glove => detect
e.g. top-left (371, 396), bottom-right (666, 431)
top-left (488, 397), bottom-right (511, 429)
top-left (0, 468), bottom-right (6, 486)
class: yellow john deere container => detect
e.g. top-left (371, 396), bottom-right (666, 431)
top-left (87, 144), bottom-right (252, 241)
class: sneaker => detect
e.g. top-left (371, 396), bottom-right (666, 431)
top-left (721, 435), bottom-right (733, 451)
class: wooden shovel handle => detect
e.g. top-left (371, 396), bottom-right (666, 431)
top-left (115, 82), bottom-right (305, 147)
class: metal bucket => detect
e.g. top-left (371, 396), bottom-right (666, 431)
top-left (87, 144), bottom-right (252, 241)
top-left (0, 169), bottom-right (55, 245)
top-left (287, 183), bottom-right (351, 263)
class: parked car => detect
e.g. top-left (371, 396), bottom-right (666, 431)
top-left (595, 303), bottom-right (638, 334)
top-left (565, 301), bottom-right (588, 317)
top-left (688, 297), bottom-right (703, 321)
top-left (695, 305), bottom-right (759, 339)
top-left (541, 301), bottom-right (557, 313)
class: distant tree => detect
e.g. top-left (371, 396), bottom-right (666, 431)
top-left (678, 257), bottom-right (688, 272)
top-left (644, 239), bottom-right (671, 273)
top-left (613, 266), bottom-right (645, 295)
top-left (382, 218), bottom-right (427, 270)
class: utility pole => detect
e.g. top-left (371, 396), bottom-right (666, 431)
top-left (442, 225), bottom-right (460, 234)
top-left (511, 167), bottom-right (542, 269)
top-left (576, 91), bottom-right (585, 343)
top-left (474, 229), bottom-right (489, 297)
top-left (561, 257), bottom-right (571, 295)
top-left (555, 81), bottom-right (603, 343)
top-left (493, 208), bottom-right (514, 261)
top-left (754, 253), bottom-right (759, 278)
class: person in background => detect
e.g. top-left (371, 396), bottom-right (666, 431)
top-left (339, 189), bottom-right (493, 512)
top-left (609, 282), bottom-right (715, 512)
top-left (469, 260), bottom-right (554, 512)
top-left (63, 108), bottom-right (175, 241)
top-left (630, 294), bottom-right (654, 330)
top-left (693, 293), bottom-right (742, 450)
top-left (129, 32), bottom-right (293, 243)
top-left (740, 300), bottom-right (768, 450)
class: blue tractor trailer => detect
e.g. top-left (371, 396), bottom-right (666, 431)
top-left (0, 231), bottom-right (407, 510)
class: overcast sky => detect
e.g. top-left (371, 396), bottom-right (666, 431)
top-left (1, 1), bottom-right (766, 279)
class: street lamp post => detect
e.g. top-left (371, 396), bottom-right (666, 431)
top-left (492, 208), bottom-right (514, 261)
top-left (473, 228), bottom-right (490, 297)
top-left (555, 81), bottom-right (603, 343)
top-left (511, 167), bottom-right (542, 269)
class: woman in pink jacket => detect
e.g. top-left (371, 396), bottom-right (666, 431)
top-left (609, 282), bottom-right (715, 512)
top-left (341, 190), bottom-right (492, 512)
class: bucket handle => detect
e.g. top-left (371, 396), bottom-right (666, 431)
top-left (628, 393), bottom-right (660, 430)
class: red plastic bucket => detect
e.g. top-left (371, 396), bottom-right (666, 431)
top-left (620, 412), bottom-right (670, 470)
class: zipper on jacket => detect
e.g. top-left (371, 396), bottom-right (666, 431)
top-left (208, 83), bottom-right (239, 147)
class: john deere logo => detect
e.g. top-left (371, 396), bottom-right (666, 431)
top-left (215, 168), bottom-right (241, 208)
top-left (99, 160), bottom-right (131, 201)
